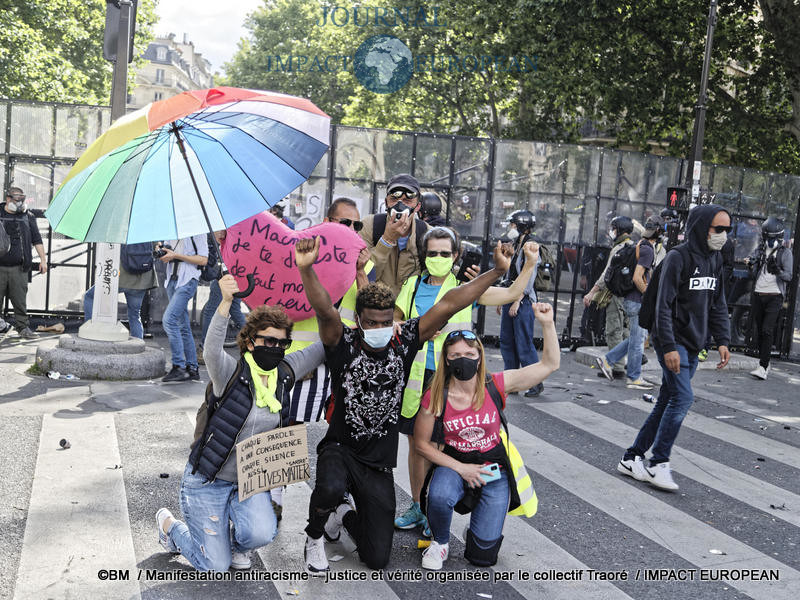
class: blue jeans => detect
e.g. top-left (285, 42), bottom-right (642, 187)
top-left (167, 464), bottom-right (278, 571)
top-left (624, 343), bottom-right (699, 465)
top-left (425, 465), bottom-right (509, 546)
top-left (605, 299), bottom-right (646, 380)
top-left (201, 279), bottom-right (245, 346)
top-left (500, 296), bottom-right (539, 370)
top-left (83, 285), bottom-right (147, 339)
top-left (163, 278), bottom-right (199, 368)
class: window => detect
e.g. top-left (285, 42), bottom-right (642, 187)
top-left (154, 92), bottom-right (163, 101)
top-left (155, 68), bottom-right (165, 83)
top-left (156, 47), bottom-right (167, 61)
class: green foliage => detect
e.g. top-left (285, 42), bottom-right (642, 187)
top-left (0, 0), bottom-right (157, 105)
top-left (223, 0), bottom-right (800, 174)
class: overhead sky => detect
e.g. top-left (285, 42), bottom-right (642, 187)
top-left (153, 0), bottom-right (261, 72)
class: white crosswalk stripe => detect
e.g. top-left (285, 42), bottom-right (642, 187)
top-left (531, 401), bottom-right (800, 529)
top-left (9, 389), bottom-right (800, 600)
top-left (507, 421), bottom-right (800, 599)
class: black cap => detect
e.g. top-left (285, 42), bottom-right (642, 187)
top-left (387, 173), bottom-right (421, 196)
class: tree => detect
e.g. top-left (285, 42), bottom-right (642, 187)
top-left (0, 0), bottom-right (157, 105)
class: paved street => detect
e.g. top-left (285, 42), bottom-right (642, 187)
top-left (0, 331), bottom-right (799, 600)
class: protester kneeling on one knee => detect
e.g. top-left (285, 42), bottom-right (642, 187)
top-left (413, 303), bottom-right (559, 570)
top-left (155, 274), bottom-right (324, 571)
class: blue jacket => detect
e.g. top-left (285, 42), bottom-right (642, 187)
top-left (653, 204), bottom-right (731, 354)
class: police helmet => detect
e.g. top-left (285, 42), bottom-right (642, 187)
top-left (509, 210), bottom-right (536, 232)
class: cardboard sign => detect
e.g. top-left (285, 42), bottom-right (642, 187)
top-left (236, 424), bottom-right (310, 502)
top-left (221, 211), bottom-right (366, 321)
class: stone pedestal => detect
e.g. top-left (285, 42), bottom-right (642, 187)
top-left (35, 335), bottom-right (166, 380)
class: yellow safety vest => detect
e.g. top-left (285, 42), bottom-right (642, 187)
top-left (501, 429), bottom-right (538, 517)
top-left (286, 261), bottom-right (372, 355)
top-left (395, 272), bottom-right (473, 418)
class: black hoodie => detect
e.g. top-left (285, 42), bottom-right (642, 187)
top-left (653, 204), bottom-right (731, 354)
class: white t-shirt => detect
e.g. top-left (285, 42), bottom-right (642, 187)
top-left (164, 234), bottom-right (208, 289)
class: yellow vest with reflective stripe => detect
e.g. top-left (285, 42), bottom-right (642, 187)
top-left (396, 272), bottom-right (473, 418)
top-left (286, 261), bottom-right (372, 355)
top-left (501, 428), bottom-right (538, 517)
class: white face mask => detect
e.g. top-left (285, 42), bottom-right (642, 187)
top-left (357, 316), bottom-right (393, 349)
top-left (608, 229), bottom-right (617, 240)
top-left (768, 238), bottom-right (782, 250)
top-left (707, 231), bottom-right (727, 251)
top-left (7, 200), bottom-right (26, 213)
top-left (506, 227), bottom-right (520, 241)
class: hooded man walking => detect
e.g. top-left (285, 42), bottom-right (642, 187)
top-left (617, 205), bottom-right (731, 491)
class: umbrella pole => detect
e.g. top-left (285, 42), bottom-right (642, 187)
top-left (169, 123), bottom-right (255, 299)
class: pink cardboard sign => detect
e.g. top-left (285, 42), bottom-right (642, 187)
top-left (221, 211), bottom-right (366, 321)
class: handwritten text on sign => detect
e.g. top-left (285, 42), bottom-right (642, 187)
top-left (221, 211), bottom-right (366, 321)
top-left (236, 424), bottom-right (310, 502)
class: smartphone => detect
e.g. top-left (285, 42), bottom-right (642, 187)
top-left (480, 462), bottom-right (501, 483)
top-left (390, 206), bottom-right (410, 222)
top-left (456, 248), bottom-right (482, 282)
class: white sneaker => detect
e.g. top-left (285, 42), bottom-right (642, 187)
top-left (304, 535), bottom-right (329, 577)
top-left (230, 551), bottom-right (252, 570)
top-left (749, 365), bottom-right (768, 380)
top-left (596, 356), bottom-right (614, 381)
top-left (156, 508), bottom-right (179, 553)
top-left (324, 501), bottom-right (357, 552)
top-left (617, 456), bottom-right (647, 481)
top-left (421, 541), bottom-right (449, 570)
top-left (626, 377), bottom-right (653, 390)
top-left (644, 462), bottom-right (679, 491)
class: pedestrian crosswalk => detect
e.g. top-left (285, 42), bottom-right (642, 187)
top-left (5, 391), bottom-right (800, 600)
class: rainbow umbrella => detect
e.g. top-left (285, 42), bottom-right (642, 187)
top-left (45, 87), bottom-right (330, 244)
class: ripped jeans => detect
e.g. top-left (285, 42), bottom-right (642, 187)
top-left (167, 463), bottom-right (278, 571)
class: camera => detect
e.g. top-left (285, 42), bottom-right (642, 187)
top-left (153, 243), bottom-right (172, 259)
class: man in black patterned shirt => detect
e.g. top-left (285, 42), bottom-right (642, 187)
top-left (295, 236), bottom-right (510, 575)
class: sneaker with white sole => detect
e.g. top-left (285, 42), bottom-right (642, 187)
top-left (231, 551), bottom-right (252, 570)
top-left (324, 500), bottom-right (357, 552)
top-left (617, 456), bottom-right (647, 481)
top-left (304, 535), bottom-right (329, 577)
top-left (421, 541), bottom-right (449, 570)
top-left (644, 461), bottom-right (679, 491)
top-left (595, 356), bottom-right (614, 381)
top-left (156, 508), bottom-right (179, 553)
top-left (626, 377), bottom-right (653, 390)
top-left (394, 501), bottom-right (425, 529)
top-left (749, 365), bottom-right (768, 380)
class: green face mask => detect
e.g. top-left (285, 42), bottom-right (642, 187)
top-left (426, 256), bottom-right (454, 277)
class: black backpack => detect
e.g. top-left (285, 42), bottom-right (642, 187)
top-left (120, 242), bottom-right (154, 275)
top-left (604, 240), bottom-right (640, 297)
top-left (191, 233), bottom-right (221, 282)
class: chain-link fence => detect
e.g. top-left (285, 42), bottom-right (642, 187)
top-left (3, 100), bottom-right (799, 358)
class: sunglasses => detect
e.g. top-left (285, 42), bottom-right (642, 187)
top-left (250, 335), bottom-right (292, 349)
top-left (711, 225), bottom-right (733, 234)
top-left (427, 250), bottom-right (453, 258)
top-left (446, 330), bottom-right (478, 342)
top-left (331, 217), bottom-right (363, 231)
top-left (389, 189), bottom-right (419, 200)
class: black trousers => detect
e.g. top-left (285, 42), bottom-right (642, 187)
top-left (306, 443), bottom-right (396, 569)
top-left (751, 293), bottom-right (782, 368)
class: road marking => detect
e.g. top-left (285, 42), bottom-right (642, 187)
top-left (531, 401), bottom-right (800, 529)
top-left (507, 422), bottom-right (800, 599)
top-left (14, 414), bottom-right (139, 600)
top-left (395, 438), bottom-right (633, 600)
top-left (255, 481), bottom-right (400, 597)
top-left (620, 399), bottom-right (800, 470)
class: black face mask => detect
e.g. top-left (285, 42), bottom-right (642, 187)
top-left (251, 346), bottom-right (285, 371)
top-left (447, 356), bottom-right (480, 381)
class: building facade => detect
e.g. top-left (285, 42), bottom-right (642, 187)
top-left (129, 33), bottom-right (213, 108)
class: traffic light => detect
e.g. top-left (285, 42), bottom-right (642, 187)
top-left (667, 186), bottom-right (689, 210)
top-left (103, 1), bottom-right (138, 63)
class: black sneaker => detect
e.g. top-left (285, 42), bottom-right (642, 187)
top-left (524, 383), bottom-right (544, 398)
top-left (187, 365), bottom-right (200, 381)
top-left (17, 327), bottom-right (38, 339)
top-left (162, 366), bottom-right (190, 383)
top-left (0, 319), bottom-right (11, 334)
